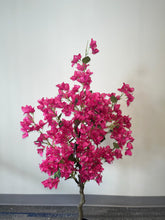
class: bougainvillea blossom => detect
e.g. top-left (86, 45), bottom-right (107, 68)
top-left (20, 38), bottom-right (134, 193)
top-left (71, 53), bottom-right (81, 67)
top-left (90, 38), bottom-right (99, 54)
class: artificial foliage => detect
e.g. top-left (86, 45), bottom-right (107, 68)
top-left (21, 39), bottom-right (134, 220)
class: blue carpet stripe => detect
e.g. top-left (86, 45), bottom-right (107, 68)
top-left (0, 212), bottom-right (77, 217)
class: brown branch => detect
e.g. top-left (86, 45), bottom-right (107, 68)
top-left (78, 176), bottom-right (85, 220)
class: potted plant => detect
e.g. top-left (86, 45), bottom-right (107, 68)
top-left (20, 39), bottom-right (134, 220)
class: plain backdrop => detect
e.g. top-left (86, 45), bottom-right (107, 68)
top-left (0, 0), bottom-right (165, 196)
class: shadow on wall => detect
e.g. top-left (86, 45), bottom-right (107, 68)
top-left (0, 156), bottom-right (80, 194)
top-left (0, 158), bottom-right (41, 183)
top-left (128, 67), bottom-right (165, 168)
top-left (102, 65), bottom-right (165, 171)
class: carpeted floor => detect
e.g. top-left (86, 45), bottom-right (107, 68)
top-left (0, 205), bottom-right (165, 220)
top-left (1, 195), bottom-right (165, 219)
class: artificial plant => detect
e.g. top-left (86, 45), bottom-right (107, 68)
top-left (21, 39), bottom-right (134, 220)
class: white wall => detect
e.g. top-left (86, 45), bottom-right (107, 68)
top-left (0, 0), bottom-right (165, 196)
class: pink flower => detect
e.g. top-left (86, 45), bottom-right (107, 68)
top-left (114, 149), bottom-right (122, 159)
top-left (125, 149), bottom-right (132, 156)
top-left (118, 83), bottom-right (135, 106)
top-left (35, 120), bottom-right (46, 131)
top-left (90, 38), bottom-right (99, 54)
top-left (56, 82), bottom-right (70, 92)
top-left (20, 115), bottom-right (34, 138)
top-left (71, 85), bottom-right (80, 94)
top-left (22, 131), bottom-right (28, 138)
top-left (96, 175), bottom-right (102, 184)
top-left (127, 142), bottom-right (133, 150)
top-left (70, 70), bottom-right (93, 90)
top-left (77, 63), bottom-right (89, 71)
top-left (126, 93), bottom-right (134, 106)
top-left (42, 177), bottom-right (60, 189)
top-left (71, 53), bottom-right (81, 67)
top-left (21, 105), bottom-right (35, 114)
top-left (37, 148), bottom-right (44, 156)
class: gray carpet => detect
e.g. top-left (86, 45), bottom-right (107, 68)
top-left (0, 205), bottom-right (165, 220)
top-left (0, 195), bottom-right (165, 220)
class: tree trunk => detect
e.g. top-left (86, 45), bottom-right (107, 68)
top-left (78, 182), bottom-right (85, 220)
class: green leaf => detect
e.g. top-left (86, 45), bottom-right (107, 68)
top-left (60, 159), bottom-right (64, 164)
top-left (113, 142), bottom-right (119, 149)
top-left (108, 123), bottom-right (116, 132)
top-left (110, 95), bottom-right (118, 103)
top-left (54, 170), bottom-right (61, 178)
top-left (82, 56), bottom-right (91, 64)
top-left (74, 98), bottom-right (78, 105)
top-left (59, 121), bottom-right (63, 127)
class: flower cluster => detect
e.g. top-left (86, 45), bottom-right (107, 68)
top-left (90, 38), bottom-right (99, 54)
top-left (20, 39), bottom-right (134, 190)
